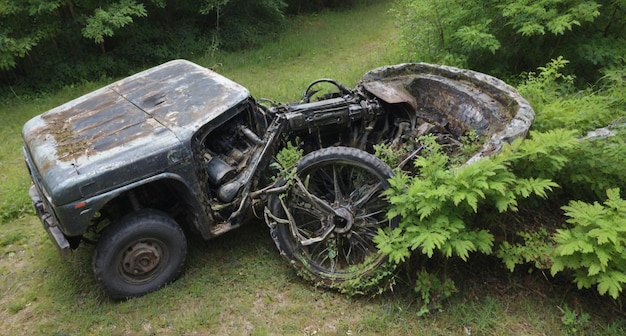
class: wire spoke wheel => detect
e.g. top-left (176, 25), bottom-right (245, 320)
top-left (269, 147), bottom-right (397, 292)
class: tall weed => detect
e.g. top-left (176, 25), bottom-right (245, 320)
top-left (517, 58), bottom-right (626, 199)
top-left (494, 60), bottom-right (626, 299)
top-left (375, 130), bottom-right (577, 306)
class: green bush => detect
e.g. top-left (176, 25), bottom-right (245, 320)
top-left (375, 130), bottom-right (577, 264)
top-left (552, 189), bottom-right (626, 299)
top-left (517, 59), bottom-right (626, 199)
top-left (393, 0), bottom-right (626, 82)
top-left (374, 58), bottom-right (626, 301)
top-left (498, 188), bottom-right (626, 299)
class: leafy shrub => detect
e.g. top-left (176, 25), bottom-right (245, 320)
top-left (563, 131), bottom-right (626, 200)
top-left (497, 229), bottom-right (554, 272)
top-left (393, 0), bottom-right (626, 82)
top-left (375, 130), bottom-right (577, 265)
top-left (413, 269), bottom-right (456, 316)
top-left (372, 130), bottom-right (577, 308)
top-left (552, 189), bottom-right (626, 299)
top-left (490, 60), bottom-right (626, 299)
top-left (499, 189), bottom-right (626, 299)
top-left (517, 58), bottom-right (626, 199)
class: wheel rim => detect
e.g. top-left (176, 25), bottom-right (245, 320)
top-left (287, 160), bottom-right (391, 275)
top-left (119, 238), bottom-right (169, 285)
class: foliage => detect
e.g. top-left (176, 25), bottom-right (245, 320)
top-left (393, 0), bottom-right (626, 82)
top-left (375, 130), bottom-right (577, 265)
top-left (413, 269), bottom-right (456, 316)
top-left (0, 0), bottom-right (384, 93)
top-left (558, 305), bottom-right (591, 335)
top-left (271, 140), bottom-right (303, 184)
top-left (0, 0), bottom-right (294, 92)
top-left (497, 229), bottom-right (554, 272)
top-left (373, 139), bottom-right (415, 168)
top-left (517, 58), bottom-right (626, 199)
top-left (551, 189), bottom-right (626, 299)
top-left (210, 0), bottom-right (287, 50)
top-left (515, 57), bottom-right (576, 110)
top-left (338, 257), bottom-right (398, 297)
top-left (0, 0), bottom-right (61, 71)
top-left (517, 57), bottom-right (622, 134)
top-left (81, 0), bottom-right (148, 44)
top-left (564, 131), bottom-right (626, 199)
top-left (274, 140), bottom-right (303, 172)
top-left (486, 60), bottom-right (626, 301)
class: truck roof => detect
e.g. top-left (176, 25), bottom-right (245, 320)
top-left (23, 60), bottom-right (250, 205)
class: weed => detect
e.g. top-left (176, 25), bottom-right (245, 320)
top-left (558, 305), bottom-right (591, 335)
top-left (414, 269), bottom-right (457, 316)
top-left (552, 188), bottom-right (626, 298)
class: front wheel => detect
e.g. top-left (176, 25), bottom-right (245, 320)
top-left (93, 209), bottom-right (187, 299)
top-left (268, 147), bottom-right (397, 294)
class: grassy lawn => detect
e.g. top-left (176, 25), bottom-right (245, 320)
top-left (1, 2), bottom-right (624, 335)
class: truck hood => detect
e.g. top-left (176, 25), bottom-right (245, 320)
top-left (22, 60), bottom-right (250, 205)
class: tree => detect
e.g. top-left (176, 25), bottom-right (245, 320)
top-left (0, 0), bottom-right (288, 90)
top-left (81, 0), bottom-right (148, 52)
top-left (393, 0), bottom-right (626, 82)
top-left (0, 0), bottom-right (62, 71)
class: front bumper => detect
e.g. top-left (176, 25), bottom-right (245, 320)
top-left (29, 185), bottom-right (71, 257)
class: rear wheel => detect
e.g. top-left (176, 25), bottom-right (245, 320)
top-left (268, 147), bottom-right (397, 292)
top-left (93, 209), bottom-right (187, 299)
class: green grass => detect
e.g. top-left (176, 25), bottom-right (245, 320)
top-left (197, 4), bottom-right (404, 101)
top-left (1, 2), bottom-right (625, 335)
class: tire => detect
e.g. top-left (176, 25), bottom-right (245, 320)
top-left (268, 146), bottom-right (397, 293)
top-left (93, 209), bottom-right (187, 299)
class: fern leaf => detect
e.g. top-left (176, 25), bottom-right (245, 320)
top-left (495, 196), bottom-right (517, 213)
top-left (595, 248), bottom-right (610, 267)
top-left (451, 239), bottom-right (475, 261)
top-left (554, 231), bottom-right (594, 256)
top-left (528, 177), bottom-right (559, 198)
top-left (597, 272), bottom-right (626, 299)
top-left (551, 258), bottom-right (566, 276)
top-left (415, 230), bottom-right (448, 258)
top-left (587, 263), bottom-right (603, 276)
top-left (573, 271), bottom-right (595, 290)
top-left (465, 193), bottom-right (479, 212)
top-left (517, 23), bottom-right (545, 36)
top-left (473, 230), bottom-right (494, 253)
top-left (587, 227), bottom-right (615, 245)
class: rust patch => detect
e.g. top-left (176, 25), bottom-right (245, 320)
top-left (41, 115), bottom-right (95, 162)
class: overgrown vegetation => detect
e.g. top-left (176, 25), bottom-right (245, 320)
top-left (0, 0), bottom-right (381, 93)
top-left (517, 59), bottom-right (626, 199)
top-left (377, 129), bottom-right (575, 262)
top-left (1, 0), bottom-right (626, 334)
top-left (393, 0), bottom-right (626, 83)
top-left (373, 56), bottom-right (626, 312)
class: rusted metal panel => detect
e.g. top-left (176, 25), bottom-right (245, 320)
top-left (110, 59), bottom-right (251, 138)
top-left (359, 63), bottom-right (534, 162)
top-left (22, 59), bottom-right (250, 206)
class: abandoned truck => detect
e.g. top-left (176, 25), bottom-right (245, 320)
top-left (22, 60), bottom-right (534, 299)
